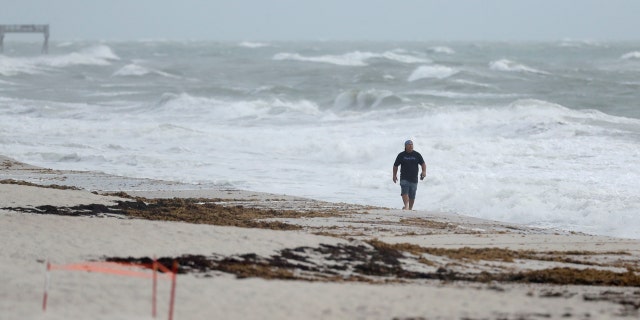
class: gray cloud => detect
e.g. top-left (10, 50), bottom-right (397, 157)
top-left (1, 0), bottom-right (639, 41)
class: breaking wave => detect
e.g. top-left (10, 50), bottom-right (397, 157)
top-left (427, 46), bottom-right (455, 54)
top-left (407, 65), bottom-right (459, 81)
top-left (489, 59), bottom-right (549, 74)
top-left (238, 41), bottom-right (270, 48)
top-left (273, 50), bottom-right (429, 66)
top-left (621, 51), bottom-right (640, 60)
top-left (0, 45), bottom-right (120, 76)
top-left (333, 89), bottom-right (404, 110)
top-left (149, 93), bottom-right (321, 122)
top-left (112, 63), bottom-right (180, 78)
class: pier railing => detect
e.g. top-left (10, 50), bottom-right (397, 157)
top-left (0, 24), bottom-right (50, 53)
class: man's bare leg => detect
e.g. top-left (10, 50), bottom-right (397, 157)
top-left (408, 198), bottom-right (415, 210)
top-left (401, 194), bottom-right (409, 210)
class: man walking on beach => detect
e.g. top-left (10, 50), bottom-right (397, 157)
top-left (393, 140), bottom-right (426, 210)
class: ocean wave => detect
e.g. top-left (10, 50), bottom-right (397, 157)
top-left (238, 41), bottom-right (270, 48)
top-left (453, 79), bottom-right (494, 88)
top-left (273, 50), bottom-right (429, 67)
top-left (424, 99), bottom-right (623, 141)
top-left (0, 79), bottom-right (16, 86)
top-left (82, 45), bottom-right (120, 60)
top-left (113, 64), bottom-right (150, 76)
top-left (405, 89), bottom-right (518, 99)
top-left (112, 63), bottom-right (180, 78)
top-left (273, 52), bottom-right (365, 66)
top-left (248, 85), bottom-right (298, 96)
top-left (427, 46), bottom-right (455, 54)
top-left (380, 51), bottom-right (431, 64)
top-left (0, 45), bottom-right (120, 76)
top-left (0, 56), bottom-right (39, 76)
top-left (497, 99), bottom-right (640, 138)
top-left (407, 65), bottom-right (459, 81)
top-left (45, 45), bottom-right (120, 67)
top-left (152, 93), bottom-right (320, 121)
top-left (489, 59), bottom-right (549, 75)
top-left (333, 89), bottom-right (405, 110)
top-left (621, 51), bottom-right (640, 60)
top-left (557, 38), bottom-right (603, 48)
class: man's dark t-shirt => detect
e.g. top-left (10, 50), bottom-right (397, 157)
top-left (394, 151), bottom-right (425, 183)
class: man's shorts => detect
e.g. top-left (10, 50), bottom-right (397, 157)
top-left (400, 180), bottom-right (418, 199)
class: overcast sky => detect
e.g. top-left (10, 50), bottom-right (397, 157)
top-left (2, 0), bottom-right (640, 42)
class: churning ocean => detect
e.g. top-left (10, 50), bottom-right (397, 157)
top-left (1, 40), bottom-right (639, 238)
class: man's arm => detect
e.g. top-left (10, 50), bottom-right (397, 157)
top-left (393, 166), bottom-right (399, 183)
top-left (420, 163), bottom-right (426, 180)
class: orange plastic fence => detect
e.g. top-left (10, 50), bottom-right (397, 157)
top-left (43, 259), bottom-right (178, 320)
top-left (49, 261), bottom-right (173, 279)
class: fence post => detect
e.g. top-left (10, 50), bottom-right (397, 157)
top-left (168, 260), bottom-right (178, 320)
top-left (152, 257), bottom-right (158, 318)
top-left (42, 259), bottom-right (51, 311)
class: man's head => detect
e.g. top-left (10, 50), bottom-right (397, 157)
top-left (404, 139), bottom-right (413, 152)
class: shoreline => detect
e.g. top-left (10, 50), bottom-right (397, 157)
top-left (2, 155), bottom-right (639, 319)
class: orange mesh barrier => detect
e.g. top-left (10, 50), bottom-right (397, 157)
top-left (49, 261), bottom-right (173, 279)
top-left (43, 258), bottom-right (178, 320)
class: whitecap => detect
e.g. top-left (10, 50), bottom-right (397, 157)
top-left (407, 65), bottom-right (459, 81)
top-left (405, 89), bottom-right (518, 99)
top-left (558, 38), bottom-right (602, 48)
top-left (238, 41), bottom-right (270, 48)
top-left (85, 91), bottom-right (142, 97)
top-left (333, 89), bottom-right (404, 110)
top-left (273, 50), bottom-right (428, 67)
top-left (151, 93), bottom-right (320, 121)
top-left (0, 45), bottom-right (121, 75)
top-left (112, 63), bottom-right (181, 78)
top-left (380, 51), bottom-right (431, 64)
top-left (80, 45), bottom-right (120, 61)
top-left (273, 51), bottom-right (371, 66)
top-left (621, 51), bottom-right (640, 60)
top-left (113, 64), bottom-right (150, 76)
top-left (489, 59), bottom-right (548, 75)
top-left (428, 46), bottom-right (455, 54)
top-left (0, 78), bottom-right (16, 86)
top-left (0, 56), bottom-right (41, 76)
top-left (44, 45), bottom-right (120, 68)
top-left (453, 79), bottom-right (495, 88)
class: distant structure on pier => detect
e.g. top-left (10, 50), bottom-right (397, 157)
top-left (0, 24), bottom-right (50, 54)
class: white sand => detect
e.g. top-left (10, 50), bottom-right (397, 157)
top-left (2, 209), bottom-right (634, 320)
top-left (0, 184), bottom-right (125, 207)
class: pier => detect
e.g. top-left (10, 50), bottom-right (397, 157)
top-left (0, 24), bottom-right (50, 53)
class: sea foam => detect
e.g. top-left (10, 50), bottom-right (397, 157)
top-left (489, 59), bottom-right (548, 74)
top-left (333, 89), bottom-right (404, 110)
top-left (621, 51), bottom-right (640, 60)
top-left (428, 46), bottom-right (455, 54)
top-left (0, 56), bottom-right (41, 76)
top-left (407, 65), bottom-right (459, 81)
top-left (0, 45), bottom-right (120, 76)
top-left (113, 64), bottom-right (150, 76)
top-left (112, 63), bottom-right (180, 78)
top-left (273, 50), bottom-right (429, 66)
top-left (238, 41), bottom-right (270, 48)
top-left (45, 45), bottom-right (120, 67)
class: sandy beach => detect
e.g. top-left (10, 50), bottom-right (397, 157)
top-left (1, 155), bottom-right (639, 320)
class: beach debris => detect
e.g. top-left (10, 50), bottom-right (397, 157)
top-left (105, 239), bottom-right (640, 288)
